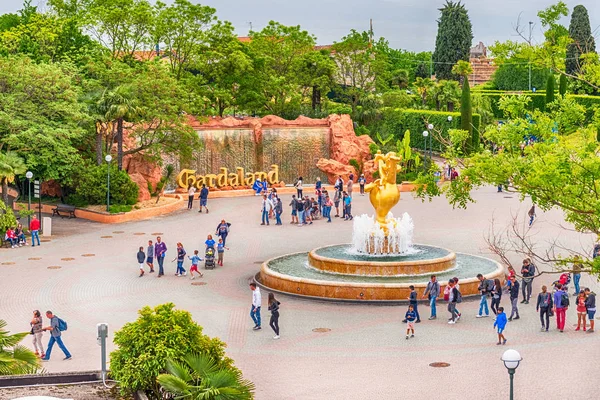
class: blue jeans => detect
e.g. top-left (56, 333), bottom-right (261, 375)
top-left (276, 212), bottom-right (282, 225)
top-left (325, 206), bottom-right (331, 222)
top-left (44, 335), bottom-right (71, 360)
top-left (218, 232), bottom-right (228, 246)
top-left (157, 255), bottom-right (165, 275)
top-left (297, 210), bottom-right (304, 224)
top-left (250, 305), bottom-right (261, 327)
top-left (31, 230), bottom-right (40, 246)
top-left (429, 296), bottom-right (437, 317)
top-left (177, 260), bottom-right (185, 274)
top-left (411, 303), bottom-right (420, 321)
top-left (262, 210), bottom-right (269, 224)
top-left (573, 273), bottom-right (581, 294)
top-left (6, 238), bottom-right (16, 246)
top-left (479, 295), bottom-right (489, 316)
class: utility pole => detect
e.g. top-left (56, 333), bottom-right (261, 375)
top-left (528, 21), bottom-right (533, 91)
top-left (247, 21), bottom-right (253, 33)
top-left (369, 19), bottom-right (373, 45)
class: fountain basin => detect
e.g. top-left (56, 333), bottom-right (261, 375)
top-left (256, 246), bottom-right (505, 302)
top-left (309, 244), bottom-right (456, 276)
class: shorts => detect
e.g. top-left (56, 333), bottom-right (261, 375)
top-left (497, 328), bottom-right (504, 334)
top-left (139, 263), bottom-right (144, 270)
top-left (190, 265), bottom-right (198, 272)
top-left (200, 198), bottom-right (207, 206)
top-left (587, 310), bottom-right (596, 319)
top-left (334, 201), bottom-right (340, 207)
top-left (146, 257), bottom-right (153, 264)
top-left (407, 321), bottom-right (415, 329)
top-left (292, 210), bottom-right (297, 216)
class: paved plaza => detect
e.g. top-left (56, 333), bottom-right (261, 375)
top-left (1, 188), bottom-right (599, 399)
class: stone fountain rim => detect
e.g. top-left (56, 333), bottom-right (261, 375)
top-left (309, 243), bottom-right (456, 267)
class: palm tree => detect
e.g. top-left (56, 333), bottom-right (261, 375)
top-left (0, 152), bottom-right (27, 207)
top-left (157, 353), bottom-right (255, 400)
top-left (0, 319), bottom-right (40, 375)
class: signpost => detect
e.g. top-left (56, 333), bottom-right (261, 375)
top-left (34, 180), bottom-right (41, 224)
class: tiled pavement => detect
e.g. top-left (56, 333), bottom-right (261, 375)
top-left (0, 188), bottom-right (598, 399)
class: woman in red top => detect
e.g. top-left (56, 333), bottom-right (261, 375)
top-left (576, 291), bottom-right (588, 331)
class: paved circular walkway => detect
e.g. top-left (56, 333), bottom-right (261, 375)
top-left (1, 188), bottom-right (598, 399)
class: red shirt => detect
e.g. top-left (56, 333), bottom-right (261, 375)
top-left (30, 219), bottom-right (40, 231)
top-left (6, 229), bottom-right (16, 239)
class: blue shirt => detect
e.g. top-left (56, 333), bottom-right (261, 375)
top-left (217, 242), bottom-right (225, 253)
top-left (494, 312), bottom-right (507, 329)
top-left (205, 239), bottom-right (215, 248)
top-left (344, 196), bottom-right (351, 206)
top-left (188, 255), bottom-right (202, 265)
top-left (405, 310), bottom-right (416, 322)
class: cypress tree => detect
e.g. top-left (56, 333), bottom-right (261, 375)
top-left (559, 74), bottom-right (567, 97)
top-left (460, 76), bottom-right (474, 151)
top-left (415, 63), bottom-right (429, 79)
top-left (432, 1), bottom-right (473, 81)
top-left (546, 75), bottom-right (555, 106)
top-left (566, 5), bottom-right (596, 75)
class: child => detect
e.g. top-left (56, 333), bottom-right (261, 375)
top-left (217, 238), bottom-right (229, 267)
top-left (188, 250), bottom-right (203, 279)
top-left (494, 306), bottom-right (508, 345)
top-left (405, 305), bottom-right (416, 339)
top-left (146, 240), bottom-right (155, 273)
top-left (343, 191), bottom-right (353, 221)
top-left (137, 246), bottom-right (145, 277)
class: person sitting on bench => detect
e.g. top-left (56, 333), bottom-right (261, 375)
top-left (4, 227), bottom-right (18, 248)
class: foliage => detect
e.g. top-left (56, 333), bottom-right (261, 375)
top-left (110, 303), bottom-right (235, 397)
top-left (157, 353), bottom-right (254, 400)
top-left (0, 152), bottom-right (26, 206)
top-left (327, 102), bottom-right (353, 115)
top-left (415, 63), bottom-right (429, 79)
top-left (0, 200), bottom-right (17, 234)
top-left (73, 164), bottom-right (139, 206)
top-left (546, 75), bottom-right (556, 106)
top-left (566, 5), bottom-right (596, 75)
top-left (492, 63), bottom-right (551, 91)
top-left (0, 319), bottom-right (39, 375)
top-left (381, 91), bottom-right (414, 109)
top-left (349, 159), bottom-right (362, 175)
top-left (460, 77), bottom-right (474, 151)
top-left (432, 1), bottom-right (473, 81)
top-left (452, 60), bottom-right (473, 77)
top-left (109, 204), bottom-right (133, 213)
top-left (559, 74), bottom-right (567, 96)
top-left (395, 130), bottom-right (421, 177)
top-left (432, 80), bottom-right (461, 111)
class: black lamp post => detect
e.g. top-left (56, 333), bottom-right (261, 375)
top-left (501, 349), bottom-right (522, 400)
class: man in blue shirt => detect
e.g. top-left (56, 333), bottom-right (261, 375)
top-left (41, 311), bottom-right (71, 361)
top-left (199, 184), bottom-right (209, 213)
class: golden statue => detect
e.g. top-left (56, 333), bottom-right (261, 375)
top-left (365, 151), bottom-right (402, 233)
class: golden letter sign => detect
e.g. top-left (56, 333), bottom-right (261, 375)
top-left (177, 165), bottom-right (280, 189)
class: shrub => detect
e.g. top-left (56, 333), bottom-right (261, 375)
top-left (110, 303), bottom-right (235, 398)
top-left (492, 63), bottom-right (551, 91)
top-left (0, 201), bottom-right (17, 236)
top-left (109, 204), bottom-right (133, 214)
top-left (460, 77), bottom-right (474, 152)
top-left (73, 164), bottom-right (138, 206)
top-left (545, 75), bottom-right (555, 107)
top-left (327, 101), bottom-right (352, 115)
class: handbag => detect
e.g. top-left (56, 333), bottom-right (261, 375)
top-left (30, 327), bottom-right (34, 335)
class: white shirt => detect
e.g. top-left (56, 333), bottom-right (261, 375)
top-left (252, 287), bottom-right (262, 307)
top-left (262, 198), bottom-right (273, 211)
top-left (188, 187), bottom-right (196, 196)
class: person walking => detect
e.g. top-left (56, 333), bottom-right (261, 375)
top-left (274, 197), bottom-right (283, 225)
top-left (289, 195), bottom-right (298, 224)
top-left (452, 277), bottom-right (462, 318)
top-left (358, 174), bottom-right (366, 195)
top-left (494, 307), bottom-right (508, 345)
top-left (295, 176), bottom-right (303, 198)
top-left (347, 174), bottom-right (354, 198)
top-left (572, 257), bottom-right (582, 295)
top-left (187, 185), bottom-right (196, 210)
top-left (584, 288), bottom-right (595, 333)
top-left (217, 238), bottom-right (228, 266)
top-left (260, 195), bottom-right (272, 226)
top-left (343, 191), bottom-right (353, 221)
top-left (154, 236), bottom-right (167, 277)
top-left (447, 279), bottom-right (460, 324)
top-left (146, 240), bottom-right (155, 273)
top-left (41, 311), bottom-right (71, 361)
top-left (268, 293), bottom-right (281, 339)
top-left (296, 197), bottom-right (305, 227)
top-left (490, 278), bottom-right (502, 316)
top-left (405, 305), bottom-right (416, 340)
top-left (476, 274), bottom-right (491, 318)
top-left (324, 194), bottom-right (333, 223)
top-left (215, 220), bottom-right (230, 246)
top-left (528, 204), bottom-right (536, 226)
top-left (508, 276), bottom-right (520, 321)
top-left (333, 188), bottom-right (341, 217)
top-left (553, 283), bottom-right (569, 332)
top-left (137, 246), bottom-right (145, 277)
top-left (188, 250), bottom-right (203, 279)
top-left (198, 184), bottom-right (209, 213)
top-left (535, 285), bottom-right (553, 332)
top-left (250, 283), bottom-right (261, 330)
top-left (315, 177), bottom-right (322, 212)
top-left (520, 258), bottom-right (535, 304)
top-left (422, 275), bottom-right (440, 320)
top-left (30, 214), bottom-right (41, 247)
top-left (403, 285), bottom-right (420, 323)
top-left (30, 310), bottom-right (45, 358)
top-left (172, 242), bottom-right (187, 277)
top-left (575, 290), bottom-right (588, 331)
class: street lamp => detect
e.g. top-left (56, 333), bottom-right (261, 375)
top-left (447, 116), bottom-right (453, 122)
top-left (422, 130), bottom-right (429, 171)
top-left (25, 171), bottom-right (33, 227)
top-left (105, 155), bottom-right (112, 212)
top-left (501, 349), bottom-right (522, 400)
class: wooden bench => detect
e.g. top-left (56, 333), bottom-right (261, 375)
top-left (52, 203), bottom-right (76, 218)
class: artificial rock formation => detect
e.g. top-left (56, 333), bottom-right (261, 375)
top-left (128, 172), bottom-right (152, 202)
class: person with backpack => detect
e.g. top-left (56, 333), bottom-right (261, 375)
top-left (584, 288), bottom-right (596, 333)
top-left (447, 279), bottom-right (461, 324)
top-left (493, 307), bottom-right (508, 345)
top-left (520, 258), bottom-right (535, 304)
top-left (41, 311), bottom-right (71, 361)
top-left (422, 275), bottom-right (440, 320)
top-left (553, 283), bottom-right (569, 332)
top-left (476, 274), bottom-right (492, 318)
top-left (490, 278), bottom-right (502, 316)
top-left (508, 276), bottom-right (520, 321)
top-left (535, 285), bottom-right (553, 332)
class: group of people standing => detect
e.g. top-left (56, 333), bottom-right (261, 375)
top-left (187, 184), bottom-right (210, 213)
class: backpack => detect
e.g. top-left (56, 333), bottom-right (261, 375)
top-left (543, 293), bottom-right (552, 307)
top-left (455, 290), bottom-right (463, 303)
top-left (485, 279), bottom-right (494, 294)
top-left (560, 292), bottom-right (570, 307)
top-left (57, 317), bottom-right (68, 332)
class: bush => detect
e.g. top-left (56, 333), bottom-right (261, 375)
top-left (110, 303), bottom-right (235, 398)
top-left (73, 164), bottom-right (138, 206)
top-left (326, 101), bottom-right (352, 115)
top-left (492, 63), bottom-right (551, 91)
top-left (109, 204), bottom-right (133, 214)
top-left (0, 200), bottom-right (17, 235)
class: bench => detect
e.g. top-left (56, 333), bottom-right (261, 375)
top-left (52, 203), bottom-right (76, 218)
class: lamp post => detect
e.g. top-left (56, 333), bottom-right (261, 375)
top-left (25, 171), bottom-right (33, 227)
top-left (427, 124), bottom-right (434, 161)
top-left (501, 349), bottom-right (522, 400)
top-left (105, 155), bottom-right (112, 212)
top-left (422, 130), bottom-right (429, 171)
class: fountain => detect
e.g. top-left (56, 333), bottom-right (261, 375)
top-left (256, 152), bottom-right (505, 301)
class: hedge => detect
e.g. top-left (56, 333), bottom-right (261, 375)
top-left (379, 108), bottom-right (481, 152)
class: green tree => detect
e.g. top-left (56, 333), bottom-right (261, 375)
top-left (453, 61), bottom-right (474, 150)
top-left (559, 73), bottom-right (567, 96)
top-left (566, 5), bottom-right (596, 75)
top-left (415, 62), bottom-right (429, 79)
top-left (433, 80), bottom-right (461, 111)
top-left (0, 152), bottom-right (26, 207)
top-left (295, 49), bottom-right (337, 112)
top-left (432, 1), bottom-right (473, 81)
top-left (110, 303), bottom-right (235, 397)
top-left (546, 74), bottom-right (556, 106)
top-left (0, 319), bottom-right (39, 375)
top-left (157, 353), bottom-right (255, 400)
top-left (413, 77), bottom-right (435, 107)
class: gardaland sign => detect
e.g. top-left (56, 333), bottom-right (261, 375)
top-left (177, 165), bottom-right (280, 189)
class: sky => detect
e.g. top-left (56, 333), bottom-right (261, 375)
top-left (0, 0), bottom-right (598, 52)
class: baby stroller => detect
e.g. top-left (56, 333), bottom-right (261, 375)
top-left (205, 247), bottom-right (216, 270)
top-left (552, 272), bottom-right (571, 294)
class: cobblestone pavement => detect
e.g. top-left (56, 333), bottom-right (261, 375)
top-left (1, 188), bottom-right (598, 399)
